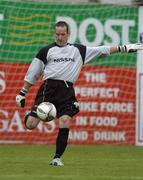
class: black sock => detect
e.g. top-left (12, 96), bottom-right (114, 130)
top-left (54, 128), bottom-right (69, 159)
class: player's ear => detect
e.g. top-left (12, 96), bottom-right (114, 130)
top-left (67, 32), bottom-right (70, 38)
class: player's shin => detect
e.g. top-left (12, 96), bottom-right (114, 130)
top-left (54, 128), bottom-right (69, 158)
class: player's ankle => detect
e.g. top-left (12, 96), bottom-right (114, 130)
top-left (54, 154), bottom-right (60, 159)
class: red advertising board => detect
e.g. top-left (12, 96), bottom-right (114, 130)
top-left (0, 62), bottom-right (136, 144)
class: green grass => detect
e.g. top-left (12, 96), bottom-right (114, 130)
top-left (0, 144), bottom-right (143, 180)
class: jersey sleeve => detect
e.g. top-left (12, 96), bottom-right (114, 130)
top-left (35, 47), bottom-right (48, 64)
top-left (24, 58), bottom-right (45, 85)
top-left (84, 46), bottom-right (111, 64)
top-left (74, 44), bottom-right (86, 64)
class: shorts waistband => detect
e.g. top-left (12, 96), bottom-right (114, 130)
top-left (45, 79), bottom-right (73, 86)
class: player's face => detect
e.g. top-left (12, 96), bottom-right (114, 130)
top-left (55, 26), bottom-right (69, 46)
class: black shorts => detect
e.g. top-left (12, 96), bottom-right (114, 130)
top-left (30, 79), bottom-right (79, 118)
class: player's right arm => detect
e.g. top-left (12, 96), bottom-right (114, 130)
top-left (16, 81), bottom-right (32, 108)
top-left (16, 46), bottom-right (48, 108)
top-left (16, 46), bottom-right (47, 108)
top-left (16, 58), bottom-right (45, 108)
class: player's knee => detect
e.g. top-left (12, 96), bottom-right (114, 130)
top-left (24, 115), bottom-right (40, 130)
top-left (59, 115), bottom-right (71, 128)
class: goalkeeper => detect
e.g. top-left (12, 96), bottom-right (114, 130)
top-left (16, 21), bottom-right (143, 166)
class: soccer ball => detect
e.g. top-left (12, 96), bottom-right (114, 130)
top-left (36, 102), bottom-right (57, 122)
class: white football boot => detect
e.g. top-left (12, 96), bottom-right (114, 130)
top-left (50, 158), bottom-right (64, 166)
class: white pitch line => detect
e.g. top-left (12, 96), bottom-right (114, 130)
top-left (1, 174), bottom-right (143, 179)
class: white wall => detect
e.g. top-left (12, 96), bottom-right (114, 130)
top-left (100, 0), bottom-right (133, 5)
top-left (20, 0), bottom-right (133, 4)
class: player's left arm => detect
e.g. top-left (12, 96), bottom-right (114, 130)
top-left (110, 43), bottom-right (143, 54)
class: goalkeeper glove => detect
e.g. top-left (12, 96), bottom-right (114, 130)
top-left (118, 43), bottom-right (143, 53)
top-left (16, 88), bottom-right (28, 108)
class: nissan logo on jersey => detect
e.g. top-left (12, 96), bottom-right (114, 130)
top-left (54, 57), bottom-right (75, 63)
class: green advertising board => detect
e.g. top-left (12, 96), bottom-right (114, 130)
top-left (0, 0), bottom-right (138, 66)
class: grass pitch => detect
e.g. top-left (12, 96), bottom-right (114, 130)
top-left (0, 144), bottom-right (143, 180)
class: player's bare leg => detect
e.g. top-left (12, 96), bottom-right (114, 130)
top-left (25, 115), bottom-right (40, 130)
top-left (59, 115), bottom-right (71, 128)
